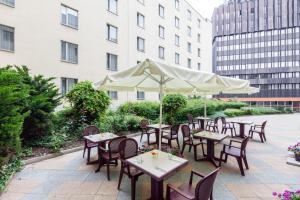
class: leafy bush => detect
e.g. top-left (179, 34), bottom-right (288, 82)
top-left (117, 101), bottom-right (159, 120)
top-left (0, 158), bottom-right (23, 191)
top-left (224, 109), bottom-right (248, 117)
top-left (0, 67), bottom-right (28, 166)
top-left (67, 81), bottom-right (110, 124)
top-left (241, 107), bottom-right (281, 115)
top-left (163, 94), bottom-right (187, 124)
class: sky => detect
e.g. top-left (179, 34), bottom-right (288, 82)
top-left (186, 0), bottom-right (224, 19)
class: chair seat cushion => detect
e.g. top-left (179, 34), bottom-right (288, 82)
top-left (170, 183), bottom-right (195, 200)
top-left (162, 134), bottom-right (178, 139)
top-left (224, 146), bottom-right (241, 157)
top-left (101, 152), bottom-right (119, 160)
top-left (86, 142), bottom-right (98, 148)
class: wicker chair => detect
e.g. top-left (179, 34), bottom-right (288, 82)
top-left (140, 119), bottom-right (155, 145)
top-left (206, 117), bottom-right (220, 133)
top-left (187, 114), bottom-right (198, 130)
top-left (98, 136), bottom-right (126, 180)
top-left (248, 121), bottom-right (267, 143)
top-left (118, 138), bottom-right (143, 200)
top-left (181, 125), bottom-right (204, 160)
top-left (220, 117), bottom-right (236, 137)
top-left (219, 137), bottom-right (250, 176)
top-left (162, 125), bottom-right (180, 148)
top-left (166, 168), bottom-right (220, 200)
top-left (83, 125), bottom-right (100, 163)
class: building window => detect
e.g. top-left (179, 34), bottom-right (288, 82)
top-left (107, 90), bottom-right (118, 100)
top-left (175, 17), bottom-right (180, 28)
top-left (187, 26), bottom-right (191, 37)
top-left (175, 34), bottom-right (180, 46)
top-left (187, 58), bottom-right (191, 68)
top-left (137, 91), bottom-right (145, 100)
top-left (159, 46), bottom-right (165, 59)
top-left (61, 41), bottom-right (78, 64)
top-left (187, 42), bottom-right (191, 53)
top-left (0, 24), bottom-right (14, 52)
top-left (137, 37), bottom-right (145, 52)
top-left (61, 77), bottom-right (78, 95)
top-left (175, 53), bottom-right (180, 64)
top-left (107, 24), bottom-right (118, 43)
top-left (0, 0), bottom-right (14, 7)
top-left (106, 53), bottom-right (118, 71)
top-left (137, 13), bottom-right (145, 28)
top-left (197, 33), bottom-right (201, 43)
top-left (107, 0), bottom-right (117, 14)
top-left (159, 4), bottom-right (164, 18)
top-left (197, 63), bottom-right (201, 70)
top-left (175, 0), bottom-right (179, 10)
top-left (187, 9), bottom-right (192, 21)
top-left (61, 5), bottom-right (78, 29)
top-left (159, 25), bottom-right (165, 39)
top-left (198, 48), bottom-right (201, 57)
top-left (197, 19), bottom-right (201, 28)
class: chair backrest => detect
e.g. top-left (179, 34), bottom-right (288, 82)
top-left (220, 117), bottom-right (226, 125)
top-left (108, 136), bottom-right (127, 156)
top-left (241, 136), bottom-right (250, 152)
top-left (214, 117), bottom-right (220, 124)
top-left (195, 168), bottom-right (220, 200)
top-left (140, 119), bottom-right (149, 129)
top-left (181, 125), bottom-right (191, 141)
top-left (261, 121), bottom-right (267, 131)
top-left (118, 138), bottom-right (138, 160)
top-left (170, 125), bottom-right (180, 136)
top-left (187, 114), bottom-right (194, 123)
top-left (83, 125), bottom-right (100, 136)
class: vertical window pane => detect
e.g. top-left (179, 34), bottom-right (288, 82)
top-left (137, 91), bottom-right (145, 100)
top-left (159, 46), bottom-right (164, 59)
top-left (137, 13), bottom-right (145, 28)
top-left (61, 5), bottom-right (78, 29)
top-left (0, 0), bottom-right (15, 7)
top-left (137, 37), bottom-right (145, 52)
top-left (61, 77), bottom-right (78, 95)
top-left (159, 5), bottom-right (164, 18)
top-left (187, 58), bottom-right (191, 68)
top-left (107, 24), bottom-right (118, 42)
top-left (61, 41), bottom-right (78, 63)
top-left (108, 0), bottom-right (117, 14)
top-left (159, 26), bottom-right (164, 38)
top-left (0, 24), bottom-right (14, 51)
top-left (175, 35), bottom-right (180, 46)
top-left (175, 53), bottom-right (180, 64)
top-left (107, 53), bottom-right (118, 71)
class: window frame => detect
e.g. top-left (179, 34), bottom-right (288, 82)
top-left (0, 24), bottom-right (14, 52)
top-left (107, 23), bottom-right (118, 43)
top-left (106, 53), bottom-right (118, 71)
top-left (137, 91), bottom-right (145, 100)
top-left (61, 4), bottom-right (78, 29)
top-left (158, 46), bottom-right (165, 59)
top-left (107, 0), bottom-right (118, 14)
top-left (61, 40), bottom-right (78, 64)
top-left (137, 37), bottom-right (145, 52)
top-left (159, 4), bottom-right (165, 18)
top-left (159, 25), bottom-right (165, 39)
top-left (175, 52), bottom-right (180, 64)
top-left (0, 0), bottom-right (15, 7)
top-left (137, 12), bottom-right (145, 29)
top-left (107, 90), bottom-right (118, 100)
top-left (61, 77), bottom-right (78, 96)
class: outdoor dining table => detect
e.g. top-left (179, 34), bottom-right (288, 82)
top-left (83, 132), bottom-right (119, 171)
top-left (126, 150), bottom-right (188, 200)
top-left (193, 131), bottom-right (228, 167)
top-left (147, 124), bottom-right (170, 146)
top-left (229, 120), bottom-right (253, 138)
top-left (195, 116), bottom-right (211, 130)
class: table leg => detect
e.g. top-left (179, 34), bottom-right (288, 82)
top-left (240, 124), bottom-right (245, 138)
top-left (195, 140), bottom-right (219, 167)
top-left (200, 120), bottom-right (205, 130)
top-left (150, 178), bottom-right (164, 200)
top-left (95, 142), bottom-right (106, 173)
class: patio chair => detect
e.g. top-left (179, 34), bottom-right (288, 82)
top-left (83, 125), bottom-right (100, 163)
top-left (98, 136), bottom-right (126, 180)
top-left (181, 125), bottom-right (205, 160)
top-left (220, 117), bottom-right (236, 137)
top-left (248, 121), bottom-right (267, 143)
top-left (206, 117), bottom-right (220, 133)
top-left (166, 168), bottom-right (220, 200)
top-left (140, 119), bottom-right (156, 145)
top-left (219, 137), bottom-right (250, 176)
top-left (187, 114), bottom-right (198, 130)
top-left (118, 138), bottom-right (143, 200)
top-left (162, 125), bottom-right (180, 148)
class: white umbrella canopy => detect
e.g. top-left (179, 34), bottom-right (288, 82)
top-left (95, 59), bottom-right (259, 149)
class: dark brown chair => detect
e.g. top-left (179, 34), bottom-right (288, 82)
top-left (220, 117), bottom-right (236, 137)
top-left (162, 125), bottom-right (180, 148)
top-left (181, 125), bottom-right (204, 160)
top-left (187, 114), bottom-right (198, 130)
top-left (140, 119), bottom-right (155, 145)
top-left (98, 136), bottom-right (126, 180)
top-left (219, 137), bottom-right (250, 176)
top-left (248, 121), bottom-right (267, 143)
top-left (166, 168), bottom-right (220, 200)
top-left (206, 117), bottom-right (220, 133)
top-left (118, 138), bottom-right (143, 200)
top-left (83, 125), bottom-right (100, 163)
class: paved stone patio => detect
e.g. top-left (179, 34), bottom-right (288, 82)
top-left (1, 114), bottom-right (300, 200)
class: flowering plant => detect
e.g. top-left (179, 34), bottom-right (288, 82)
top-left (288, 143), bottom-right (300, 155)
top-left (272, 189), bottom-right (300, 200)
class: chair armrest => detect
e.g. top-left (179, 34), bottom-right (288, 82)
top-left (189, 170), bottom-right (205, 184)
top-left (224, 144), bottom-right (241, 150)
top-left (229, 139), bottom-right (242, 146)
top-left (98, 146), bottom-right (108, 152)
top-left (166, 184), bottom-right (194, 200)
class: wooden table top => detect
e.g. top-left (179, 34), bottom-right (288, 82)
top-left (83, 132), bottom-right (119, 143)
top-left (195, 117), bottom-right (211, 120)
top-left (147, 124), bottom-right (170, 129)
top-left (229, 120), bottom-right (253, 125)
top-left (193, 131), bottom-right (228, 142)
top-left (126, 150), bottom-right (188, 181)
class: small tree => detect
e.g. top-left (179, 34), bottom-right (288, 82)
top-left (163, 94), bottom-right (187, 125)
top-left (67, 81), bottom-right (111, 124)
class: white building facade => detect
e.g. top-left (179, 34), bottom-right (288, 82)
top-left (0, 0), bottom-right (212, 104)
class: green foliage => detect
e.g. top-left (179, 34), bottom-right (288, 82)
top-left (0, 67), bottom-right (28, 166)
top-left (224, 107), bottom-right (283, 117)
top-left (224, 109), bottom-right (248, 117)
top-left (27, 132), bottom-right (68, 152)
top-left (66, 81), bottom-right (110, 124)
top-left (117, 101), bottom-right (159, 120)
top-left (0, 158), bottom-right (23, 191)
top-left (14, 66), bottom-right (61, 139)
top-left (163, 94), bottom-right (187, 124)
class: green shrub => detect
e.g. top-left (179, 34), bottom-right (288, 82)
top-left (67, 81), bottom-right (111, 124)
top-left (124, 115), bottom-right (143, 132)
top-left (0, 158), bottom-right (23, 191)
top-left (0, 67), bottom-right (28, 166)
top-left (224, 109), bottom-right (248, 117)
top-left (163, 94), bottom-right (187, 124)
top-left (223, 101), bottom-right (248, 109)
top-left (117, 101), bottom-right (159, 120)
top-left (241, 107), bottom-right (281, 115)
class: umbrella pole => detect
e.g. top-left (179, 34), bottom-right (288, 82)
top-left (159, 76), bottom-right (163, 150)
top-left (204, 93), bottom-right (207, 130)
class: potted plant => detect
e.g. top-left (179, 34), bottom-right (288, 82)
top-left (272, 189), bottom-right (300, 200)
top-left (288, 142), bottom-right (300, 162)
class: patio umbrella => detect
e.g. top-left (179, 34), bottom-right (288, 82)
top-left (95, 59), bottom-right (259, 149)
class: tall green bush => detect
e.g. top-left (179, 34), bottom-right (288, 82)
top-left (163, 94), bottom-right (187, 124)
top-left (117, 101), bottom-right (159, 120)
top-left (0, 68), bottom-right (28, 166)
